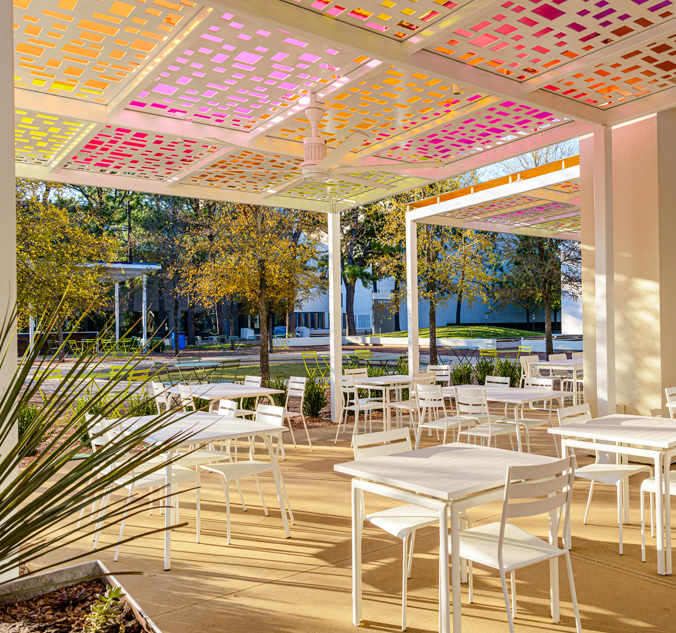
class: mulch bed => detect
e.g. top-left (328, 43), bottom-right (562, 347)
top-left (0, 579), bottom-right (141, 633)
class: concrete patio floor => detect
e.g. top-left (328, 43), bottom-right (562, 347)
top-left (33, 422), bottom-right (676, 633)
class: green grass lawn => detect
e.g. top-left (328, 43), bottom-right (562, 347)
top-left (162, 361), bottom-right (318, 384)
top-left (369, 325), bottom-right (542, 339)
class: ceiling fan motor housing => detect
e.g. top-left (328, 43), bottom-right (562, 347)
top-left (302, 134), bottom-right (329, 182)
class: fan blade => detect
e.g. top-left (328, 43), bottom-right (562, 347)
top-left (332, 160), bottom-right (444, 174)
top-left (332, 174), bottom-right (395, 190)
top-left (260, 175), bottom-right (306, 199)
top-left (316, 131), bottom-right (369, 171)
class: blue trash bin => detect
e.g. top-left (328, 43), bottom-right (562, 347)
top-left (171, 332), bottom-right (186, 350)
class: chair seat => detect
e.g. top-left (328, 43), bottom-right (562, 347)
top-left (502, 417), bottom-right (551, 431)
top-left (640, 471), bottom-right (676, 494)
top-left (420, 417), bottom-right (461, 431)
top-left (575, 463), bottom-right (652, 486)
top-left (457, 522), bottom-right (562, 573)
top-left (459, 421), bottom-right (514, 438)
top-left (345, 402), bottom-right (384, 412)
top-left (200, 460), bottom-right (272, 480)
top-left (391, 399), bottom-right (417, 410)
top-left (366, 504), bottom-right (439, 540)
top-left (169, 450), bottom-right (231, 467)
top-left (117, 465), bottom-right (197, 489)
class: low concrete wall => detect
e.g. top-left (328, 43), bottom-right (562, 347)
top-left (344, 336), bottom-right (497, 348)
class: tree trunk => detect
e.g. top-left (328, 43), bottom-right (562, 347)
top-left (393, 278), bottom-right (401, 332)
top-left (216, 299), bottom-right (227, 338)
top-left (455, 288), bottom-right (463, 325)
top-left (543, 293), bottom-right (553, 357)
top-left (268, 312), bottom-right (274, 354)
top-left (258, 259), bottom-right (270, 384)
top-left (429, 295), bottom-right (437, 365)
top-left (287, 307), bottom-right (296, 337)
top-left (230, 300), bottom-right (236, 336)
top-left (187, 297), bottom-right (196, 346)
top-left (345, 280), bottom-right (357, 336)
top-left (172, 297), bottom-right (180, 357)
top-left (158, 278), bottom-right (165, 332)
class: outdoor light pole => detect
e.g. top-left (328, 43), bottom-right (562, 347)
top-left (142, 274), bottom-right (147, 346)
top-left (114, 282), bottom-right (120, 342)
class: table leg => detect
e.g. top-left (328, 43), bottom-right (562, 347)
top-left (352, 483), bottom-right (363, 626)
top-left (164, 449), bottom-right (175, 571)
top-left (665, 452), bottom-right (672, 575)
top-left (264, 434), bottom-right (290, 538)
top-left (385, 389), bottom-right (391, 431)
top-left (449, 504), bottom-right (459, 633)
top-left (656, 452), bottom-right (665, 575)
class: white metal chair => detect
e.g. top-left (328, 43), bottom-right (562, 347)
top-left (354, 428), bottom-right (469, 631)
top-left (558, 404), bottom-right (652, 554)
top-left (283, 376), bottom-right (312, 450)
top-left (178, 384), bottom-right (195, 412)
top-left (413, 383), bottom-right (463, 449)
top-left (456, 388), bottom-right (517, 449)
top-left (235, 375), bottom-right (262, 418)
top-left (455, 456), bottom-right (582, 633)
top-left (200, 404), bottom-right (293, 544)
top-left (518, 354), bottom-right (539, 387)
top-left (640, 471), bottom-right (676, 562)
top-left (571, 352), bottom-right (583, 359)
top-left (549, 353), bottom-right (567, 361)
top-left (426, 364), bottom-right (451, 387)
top-left (390, 374), bottom-right (435, 429)
top-left (485, 375), bottom-right (510, 387)
top-left (151, 381), bottom-right (171, 414)
top-left (334, 374), bottom-right (385, 443)
top-left (665, 386), bottom-right (676, 419)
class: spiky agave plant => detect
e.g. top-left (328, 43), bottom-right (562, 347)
top-left (0, 302), bottom-right (194, 580)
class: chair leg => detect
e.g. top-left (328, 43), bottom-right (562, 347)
top-left (402, 537), bottom-right (408, 632)
top-left (583, 480), bottom-right (595, 524)
top-left (564, 551), bottom-right (583, 633)
top-left (235, 480), bottom-right (247, 511)
top-left (510, 571), bottom-right (517, 619)
top-left (407, 530), bottom-right (416, 578)
top-left (641, 488), bottom-right (646, 562)
top-left (254, 474), bottom-right (268, 516)
top-left (617, 482), bottom-right (623, 555)
top-left (285, 418), bottom-right (297, 448)
top-left (301, 413), bottom-right (313, 450)
top-left (500, 569), bottom-right (516, 633)
top-left (113, 484), bottom-right (134, 562)
top-left (650, 491), bottom-right (655, 538)
top-left (220, 477), bottom-right (232, 545)
top-left (468, 562), bottom-right (474, 603)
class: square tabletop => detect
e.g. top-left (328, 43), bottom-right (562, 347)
top-left (166, 384), bottom-right (283, 400)
top-left (531, 359), bottom-right (583, 367)
top-left (354, 375), bottom-right (410, 387)
top-left (117, 411), bottom-right (284, 446)
top-left (442, 385), bottom-right (568, 404)
top-left (549, 414), bottom-right (676, 449)
top-left (335, 443), bottom-right (558, 500)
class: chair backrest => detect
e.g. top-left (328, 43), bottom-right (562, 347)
top-left (485, 375), bottom-right (510, 387)
top-left (500, 456), bottom-right (575, 549)
top-left (516, 345), bottom-right (532, 358)
top-left (426, 364), bottom-right (450, 384)
top-left (415, 382), bottom-right (446, 407)
top-left (524, 377), bottom-right (555, 390)
top-left (353, 428), bottom-right (412, 460)
top-left (353, 349), bottom-right (372, 359)
top-left (666, 387), bottom-right (676, 419)
top-left (571, 352), bottom-right (583, 359)
top-left (479, 349), bottom-right (498, 358)
top-left (287, 376), bottom-right (306, 399)
top-left (455, 387), bottom-right (490, 417)
top-left (557, 403), bottom-right (592, 426)
top-left (217, 399), bottom-right (238, 416)
top-left (549, 353), bottom-right (567, 361)
top-left (344, 368), bottom-right (368, 377)
top-left (255, 403), bottom-right (285, 427)
top-left (411, 374), bottom-right (436, 390)
top-left (151, 381), bottom-right (169, 414)
top-left (178, 384), bottom-right (195, 411)
top-left (244, 375), bottom-right (262, 387)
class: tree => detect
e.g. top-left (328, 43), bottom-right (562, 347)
top-left (498, 235), bottom-right (581, 355)
top-left (16, 180), bottom-right (115, 331)
top-left (185, 204), bottom-right (324, 383)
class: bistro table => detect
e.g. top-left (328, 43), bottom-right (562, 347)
top-left (119, 411), bottom-right (292, 571)
top-left (167, 383), bottom-right (283, 409)
top-left (335, 443), bottom-right (559, 633)
top-left (442, 385), bottom-right (567, 452)
top-left (530, 358), bottom-right (583, 403)
top-left (550, 414), bottom-right (676, 575)
top-left (353, 374), bottom-right (410, 431)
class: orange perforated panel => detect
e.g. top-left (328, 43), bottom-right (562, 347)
top-left (15, 108), bottom-right (88, 164)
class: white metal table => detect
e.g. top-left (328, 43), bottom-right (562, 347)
top-left (335, 443), bottom-right (558, 633)
top-left (354, 375), bottom-right (411, 431)
top-left (550, 414), bottom-right (676, 575)
top-left (119, 411), bottom-right (291, 570)
top-left (167, 383), bottom-right (283, 407)
top-left (530, 359), bottom-right (583, 403)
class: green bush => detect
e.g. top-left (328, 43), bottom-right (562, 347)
top-left (267, 377), bottom-right (288, 407)
top-left (71, 393), bottom-right (118, 445)
top-left (395, 355), bottom-right (409, 376)
top-left (367, 366), bottom-right (387, 378)
top-left (451, 361), bottom-right (473, 386)
top-left (18, 403), bottom-right (47, 456)
top-left (495, 357), bottom-right (521, 387)
top-left (303, 375), bottom-right (328, 418)
top-left (473, 357), bottom-right (496, 385)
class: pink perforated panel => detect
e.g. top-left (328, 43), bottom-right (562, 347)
top-left (280, 0), bottom-right (473, 41)
top-left (14, 0), bottom-right (200, 103)
top-left (374, 100), bottom-right (567, 162)
top-left (543, 31), bottom-right (676, 108)
top-left (64, 126), bottom-right (219, 179)
top-left (125, 10), bottom-right (365, 131)
top-left (482, 201), bottom-right (576, 225)
top-left (443, 194), bottom-right (541, 219)
top-left (429, 0), bottom-right (676, 83)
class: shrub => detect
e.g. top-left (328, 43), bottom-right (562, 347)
top-left (367, 366), bottom-right (387, 378)
top-left (473, 357), bottom-right (496, 386)
top-left (495, 357), bottom-right (521, 387)
top-left (267, 377), bottom-right (288, 407)
top-left (124, 391), bottom-right (158, 416)
top-left (451, 361), bottom-right (473, 386)
top-left (303, 375), bottom-right (328, 418)
top-left (18, 403), bottom-right (47, 456)
top-left (71, 393), bottom-right (118, 445)
top-left (395, 355), bottom-right (409, 376)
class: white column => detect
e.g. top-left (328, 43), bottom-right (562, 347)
top-left (405, 214), bottom-right (419, 376)
top-left (0, 0), bottom-right (17, 582)
top-left (328, 210), bottom-right (342, 423)
top-left (114, 282), bottom-right (120, 342)
top-left (142, 274), bottom-right (148, 345)
top-left (593, 126), bottom-right (616, 417)
top-left (28, 316), bottom-right (35, 352)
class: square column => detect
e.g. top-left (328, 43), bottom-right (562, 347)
top-left (405, 214), bottom-right (419, 376)
top-left (327, 210), bottom-right (342, 423)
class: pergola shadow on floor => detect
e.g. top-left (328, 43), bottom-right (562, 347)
top-left (34, 420), bottom-right (676, 633)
